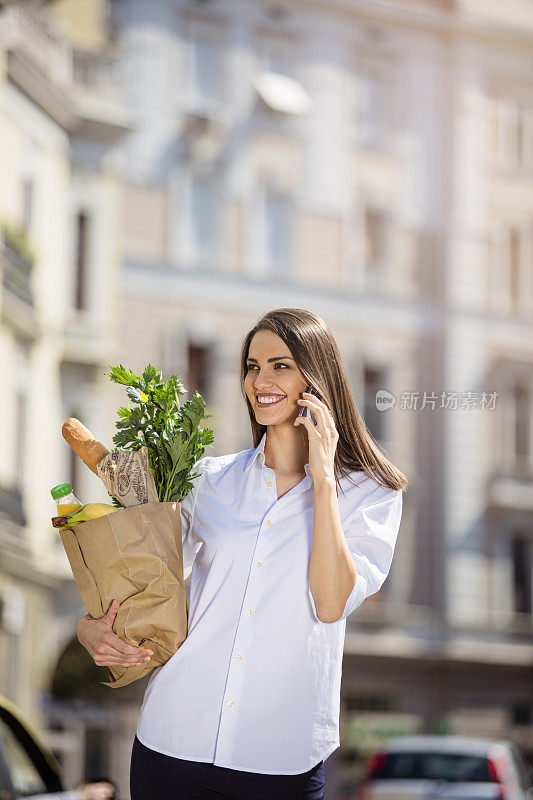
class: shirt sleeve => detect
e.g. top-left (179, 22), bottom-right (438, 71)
top-left (308, 482), bottom-right (403, 623)
top-left (180, 456), bottom-right (210, 579)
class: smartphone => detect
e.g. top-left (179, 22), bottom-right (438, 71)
top-left (298, 384), bottom-right (320, 426)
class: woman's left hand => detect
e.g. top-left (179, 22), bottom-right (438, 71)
top-left (77, 781), bottom-right (116, 800)
top-left (294, 392), bottom-right (339, 484)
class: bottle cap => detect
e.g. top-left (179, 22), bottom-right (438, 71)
top-left (51, 483), bottom-right (73, 500)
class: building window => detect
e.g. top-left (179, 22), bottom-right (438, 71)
top-left (357, 65), bottom-right (392, 148)
top-left (190, 36), bottom-right (224, 104)
top-left (22, 175), bottom-right (33, 233)
top-left (511, 534), bottom-right (532, 615)
top-left (488, 225), bottom-right (526, 316)
top-left (511, 703), bottom-right (533, 726)
top-left (343, 692), bottom-right (391, 713)
top-left (14, 338), bottom-right (30, 489)
top-left (74, 210), bottom-right (90, 310)
top-left (263, 187), bottom-right (292, 275)
top-left (487, 96), bottom-right (533, 170)
top-left (363, 364), bottom-right (387, 443)
top-left (500, 374), bottom-right (533, 474)
top-left (186, 341), bottom-right (212, 401)
top-left (511, 381), bottom-right (531, 465)
top-left (508, 228), bottom-right (521, 313)
top-left (364, 207), bottom-right (388, 270)
top-left (14, 392), bottom-right (27, 489)
top-left (191, 174), bottom-right (219, 263)
top-left (362, 205), bottom-right (391, 290)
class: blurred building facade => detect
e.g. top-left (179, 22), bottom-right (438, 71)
top-left (99, 0), bottom-right (533, 792)
top-left (0, 0), bottom-right (532, 798)
top-left (0, 0), bottom-right (132, 791)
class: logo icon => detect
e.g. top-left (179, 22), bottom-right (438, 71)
top-left (376, 390), bottom-right (395, 411)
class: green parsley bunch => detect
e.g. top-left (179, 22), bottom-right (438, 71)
top-left (106, 364), bottom-right (214, 503)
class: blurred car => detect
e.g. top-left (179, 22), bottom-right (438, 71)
top-left (354, 735), bottom-right (533, 800)
top-left (0, 694), bottom-right (63, 798)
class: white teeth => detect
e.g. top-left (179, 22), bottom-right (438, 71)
top-left (257, 395), bottom-right (285, 404)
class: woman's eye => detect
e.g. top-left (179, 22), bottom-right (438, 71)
top-left (246, 363), bottom-right (289, 371)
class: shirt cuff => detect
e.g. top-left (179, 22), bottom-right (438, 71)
top-left (308, 585), bottom-right (320, 621)
top-left (308, 564), bottom-right (368, 624)
top-left (337, 564), bottom-right (368, 621)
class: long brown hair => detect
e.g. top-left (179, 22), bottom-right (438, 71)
top-left (239, 308), bottom-right (408, 494)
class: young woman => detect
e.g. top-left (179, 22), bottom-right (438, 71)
top-left (78, 307), bottom-right (407, 800)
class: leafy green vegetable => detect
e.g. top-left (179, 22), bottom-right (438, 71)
top-left (106, 363), bottom-right (214, 503)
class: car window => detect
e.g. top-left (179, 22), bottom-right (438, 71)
top-left (0, 717), bottom-right (48, 797)
top-left (373, 751), bottom-right (494, 782)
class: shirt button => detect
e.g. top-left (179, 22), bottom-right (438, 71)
top-left (228, 701), bottom-right (234, 707)
top-left (267, 520), bottom-right (272, 526)
top-left (268, 481), bottom-right (272, 487)
top-left (236, 654), bottom-right (243, 661)
top-left (256, 561), bottom-right (262, 568)
top-left (247, 608), bottom-right (253, 614)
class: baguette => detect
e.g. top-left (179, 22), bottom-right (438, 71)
top-left (62, 418), bottom-right (110, 475)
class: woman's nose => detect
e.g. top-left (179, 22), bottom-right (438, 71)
top-left (254, 378), bottom-right (277, 391)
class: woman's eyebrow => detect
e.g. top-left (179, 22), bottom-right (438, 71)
top-left (246, 356), bottom-right (294, 363)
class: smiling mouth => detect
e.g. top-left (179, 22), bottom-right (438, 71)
top-left (255, 396), bottom-right (286, 407)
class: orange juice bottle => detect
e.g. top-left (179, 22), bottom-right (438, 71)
top-left (51, 483), bottom-right (82, 530)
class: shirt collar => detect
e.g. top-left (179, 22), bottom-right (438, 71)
top-left (245, 431), bottom-right (312, 484)
top-left (245, 431), bottom-right (267, 473)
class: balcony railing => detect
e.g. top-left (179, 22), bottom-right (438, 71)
top-left (2, 244), bottom-right (34, 307)
top-left (0, 3), bottom-right (124, 104)
top-left (0, 2), bottom-right (72, 86)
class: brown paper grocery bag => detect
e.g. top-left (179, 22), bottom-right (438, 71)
top-left (59, 501), bottom-right (187, 688)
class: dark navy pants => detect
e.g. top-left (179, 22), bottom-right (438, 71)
top-left (130, 736), bottom-right (326, 800)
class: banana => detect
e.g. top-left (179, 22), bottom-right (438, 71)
top-left (52, 503), bottom-right (119, 528)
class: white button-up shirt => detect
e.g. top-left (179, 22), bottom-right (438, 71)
top-left (136, 432), bottom-right (403, 774)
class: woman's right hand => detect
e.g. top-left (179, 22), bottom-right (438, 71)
top-left (77, 599), bottom-right (153, 668)
top-left (76, 780), bottom-right (116, 800)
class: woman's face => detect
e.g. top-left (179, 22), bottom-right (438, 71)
top-left (244, 330), bottom-right (308, 426)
